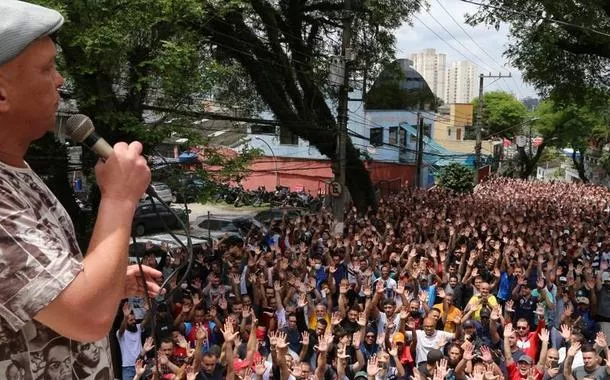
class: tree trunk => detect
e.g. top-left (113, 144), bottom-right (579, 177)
top-left (199, 8), bottom-right (377, 211)
top-left (572, 148), bottom-right (589, 182)
top-left (517, 143), bottom-right (547, 179)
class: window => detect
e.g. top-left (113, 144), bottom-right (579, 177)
top-left (389, 127), bottom-right (398, 145)
top-left (280, 126), bottom-right (299, 145)
top-left (250, 124), bottom-right (276, 134)
top-left (370, 128), bottom-right (384, 146)
top-left (448, 129), bottom-right (452, 137)
top-left (399, 128), bottom-right (407, 147)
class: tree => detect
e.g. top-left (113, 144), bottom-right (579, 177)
top-left (29, 0), bottom-right (263, 247)
top-left (470, 91), bottom-right (528, 139)
top-left (437, 163), bottom-right (474, 194)
top-left (521, 99), bottom-right (610, 181)
top-left (191, 0), bottom-right (423, 211)
top-left (466, 0), bottom-right (610, 103)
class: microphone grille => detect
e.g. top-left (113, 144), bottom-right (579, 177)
top-left (65, 114), bottom-right (94, 143)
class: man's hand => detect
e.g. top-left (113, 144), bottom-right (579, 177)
top-left (122, 302), bottom-right (131, 318)
top-left (123, 265), bottom-right (164, 299)
top-left (567, 341), bottom-right (581, 357)
top-left (96, 141), bottom-right (151, 204)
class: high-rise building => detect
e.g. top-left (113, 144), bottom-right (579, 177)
top-left (408, 49), bottom-right (446, 103)
top-left (446, 61), bottom-right (478, 104)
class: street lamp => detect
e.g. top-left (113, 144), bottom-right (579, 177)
top-left (253, 136), bottom-right (280, 188)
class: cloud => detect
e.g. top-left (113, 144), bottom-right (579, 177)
top-left (395, 0), bottom-right (538, 99)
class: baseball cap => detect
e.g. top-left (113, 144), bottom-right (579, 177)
top-left (233, 359), bottom-right (250, 371)
top-left (0, 0), bottom-right (64, 66)
top-left (576, 296), bottom-right (590, 305)
top-left (427, 349), bottom-right (444, 363)
top-left (518, 354), bottom-right (533, 364)
top-left (354, 371), bottom-right (368, 380)
top-left (480, 308), bottom-right (491, 318)
top-left (463, 320), bottom-right (475, 328)
top-left (392, 332), bottom-right (405, 344)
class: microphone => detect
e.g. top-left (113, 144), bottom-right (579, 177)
top-left (65, 114), bottom-right (159, 200)
top-left (65, 114), bottom-right (114, 159)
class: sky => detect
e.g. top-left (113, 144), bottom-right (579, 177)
top-left (394, 0), bottom-right (539, 99)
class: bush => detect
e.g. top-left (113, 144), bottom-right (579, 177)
top-left (437, 163), bottom-right (474, 193)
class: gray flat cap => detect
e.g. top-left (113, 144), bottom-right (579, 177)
top-left (0, 0), bottom-right (64, 66)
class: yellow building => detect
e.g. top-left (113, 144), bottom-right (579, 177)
top-left (433, 103), bottom-right (499, 155)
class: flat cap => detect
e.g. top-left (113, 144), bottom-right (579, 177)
top-left (0, 0), bottom-right (64, 66)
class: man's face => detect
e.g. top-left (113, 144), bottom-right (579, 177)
top-left (45, 345), bottom-right (72, 380)
top-left (211, 275), bottom-right (220, 287)
top-left (430, 309), bottom-right (441, 321)
top-left (315, 305), bottom-right (327, 318)
top-left (0, 37), bottom-right (65, 140)
top-left (448, 346), bottom-right (461, 364)
top-left (316, 323), bottom-right (327, 336)
top-left (194, 310), bottom-right (206, 323)
top-left (232, 303), bottom-right (243, 315)
top-left (516, 322), bottom-right (529, 337)
top-left (479, 283), bottom-right (489, 297)
top-left (384, 304), bottom-right (395, 316)
top-left (76, 342), bottom-right (101, 368)
top-left (347, 310), bottom-right (359, 322)
top-left (243, 296), bottom-right (252, 308)
top-left (160, 342), bottom-right (173, 357)
top-left (409, 301), bottom-right (420, 313)
top-left (202, 356), bottom-right (217, 374)
top-left (287, 316), bottom-right (298, 329)
top-left (423, 320), bottom-right (436, 337)
top-left (381, 266), bottom-right (390, 278)
top-left (517, 361), bottom-right (531, 376)
top-left (582, 351), bottom-right (597, 371)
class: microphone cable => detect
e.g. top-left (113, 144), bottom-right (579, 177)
top-left (130, 150), bottom-right (195, 377)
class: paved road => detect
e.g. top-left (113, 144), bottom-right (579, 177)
top-left (179, 202), bottom-right (261, 222)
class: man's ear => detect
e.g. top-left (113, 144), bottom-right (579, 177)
top-left (0, 80), bottom-right (8, 113)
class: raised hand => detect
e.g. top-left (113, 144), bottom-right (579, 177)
top-left (367, 356), bottom-right (380, 376)
top-left (176, 334), bottom-right (189, 349)
top-left (462, 341), bottom-right (474, 361)
top-left (143, 337), bottom-right (154, 353)
top-left (254, 357), bottom-right (266, 375)
top-left (480, 346), bottom-right (493, 362)
top-left (301, 331), bottom-right (310, 346)
top-left (490, 305), bottom-right (501, 321)
top-left (331, 312), bottom-right (342, 326)
top-left (505, 299), bottom-right (515, 313)
top-left (503, 323), bottom-right (514, 339)
top-left (196, 324), bottom-right (208, 342)
top-left (567, 341), bottom-right (581, 357)
top-left (276, 331), bottom-right (288, 349)
top-left (595, 331), bottom-right (608, 348)
top-left (220, 320), bottom-right (239, 343)
top-left (538, 328), bottom-right (550, 344)
top-left (122, 302), bottom-right (131, 317)
top-left (185, 366), bottom-right (197, 380)
top-left (388, 343), bottom-right (398, 357)
top-left (358, 312), bottom-right (367, 327)
top-left (353, 331), bottom-right (362, 348)
top-left (135, 359), bottom-right (146, 376)
top-left (560, 324), bottom-right (572, 341)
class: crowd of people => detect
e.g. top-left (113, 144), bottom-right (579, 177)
top-left (115, 178), bottom-right (610, 380)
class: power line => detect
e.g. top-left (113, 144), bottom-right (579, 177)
top-left (423, 9), bottom-right (496, 73)
top-left (461, 0), bottom-right (610, 38)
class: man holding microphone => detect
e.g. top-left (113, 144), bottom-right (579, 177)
top-left (0, 1), bottom-right (162, 379)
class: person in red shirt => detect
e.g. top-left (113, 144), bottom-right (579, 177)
top-left (514, 317), bottom-right (545, 359)
top-left (503, 323), bottom-right (549, 380)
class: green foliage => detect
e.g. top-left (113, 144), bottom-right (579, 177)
top-left (466, 1), bottom-right (610, 103)
top-left (437, 163), bottom-right (474, 194)
top-left (472, 91), bottom-right (528, 138)
top-left (599, 151), bottom-right (610, 174)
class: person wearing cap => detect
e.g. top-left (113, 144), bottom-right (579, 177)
top-left (0, 1), bottom-right (160, 380)
top-left (503, 323), bottom-right (549, 380)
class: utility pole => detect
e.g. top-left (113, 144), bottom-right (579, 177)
top-left (474, 72), bottom-right (512, 178)
top-left (415, 113), bottom-right (425, 188)
top-left (332, 0), bottom-right (352, 225)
